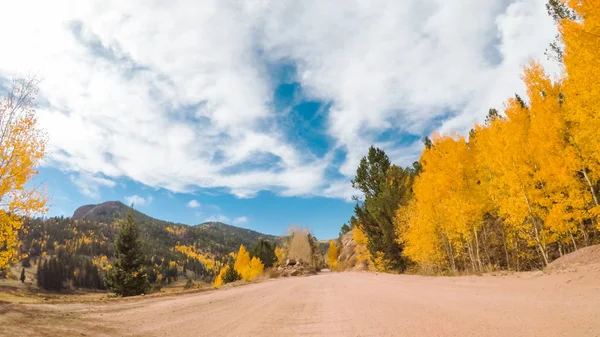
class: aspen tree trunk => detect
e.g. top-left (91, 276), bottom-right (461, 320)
top-left (516, 241), bottom-right (520, 272)
top-left (500, 226), bottom-right (510, 270)
top-left (473, 226), bottom-right (483, 271)
top-left (512, 162), bottom-right (549, 266)
top-left (533, 223), bottom-right (550, 266)
top-left (444, 235), bottom-right (456, 273)
top-left (481, 223), bottom-right (492, 266)
top-left (521, 189), bottom-right (549, 266)
top-left (467, 242), bottom-right (476, 271)
top-left (570, 232), bottom-right (578, 251)
top-left (579, 221), bottom-right (589, 246)
top-left (558, 242), bottom-right (563, 257)
top-left (581, 168), bottom-right (599, 206)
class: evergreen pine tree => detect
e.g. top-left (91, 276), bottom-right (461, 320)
top-left (104, 207), bottom-right (150, 296)
top-left (38, 259), bottom-right (48, 289)
top-left (222, 261), bottom-right (241, 284)
top-left (251, 240), bottom-right (276, 268)
top-left (351, 146), bottom-right (415, 271)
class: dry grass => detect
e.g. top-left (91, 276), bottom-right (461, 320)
top-left (265, 268), bottom-right (282, 279)
top-left (0, 276), bottom-right (216, 305)
top-left (288, 228), bottom-right (312, 262)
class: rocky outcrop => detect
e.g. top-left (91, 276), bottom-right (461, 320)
top-left (277, 258), bottom-right (316, 277)
top-left (335, 231), bottom-right (370, 271)
top-left (338, 231), bottom-right (357, 263)
top-left (72, 201), bottom-right (129, 221)
top-left (72, 204), bottom-right (96, 220)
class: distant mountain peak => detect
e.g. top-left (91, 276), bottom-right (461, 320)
top-left (72, 201), bottom-right (129, 221)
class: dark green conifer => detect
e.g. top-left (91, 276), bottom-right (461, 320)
top-left (104, 208), bottom-right (149, 296)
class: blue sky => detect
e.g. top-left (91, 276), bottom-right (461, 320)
top-left (2, 0), bottom-right (558, 239)
top-left (36, 167), bottom-right (355, 239)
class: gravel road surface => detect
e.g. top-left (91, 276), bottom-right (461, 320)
top-left (3, 269), bottom-right (599, 336)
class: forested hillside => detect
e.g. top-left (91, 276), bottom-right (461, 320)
top-left (69, 201), bottom-right (281, 256)
top-left (18, 201), bottom-right (281, 291)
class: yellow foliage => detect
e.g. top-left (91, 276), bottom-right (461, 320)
top-left (327, 240), bottom-right (339, 269)
top-left (233, 245), bottom-right (264, 281)
top-left (92, 255), bottom-right (112, 271)
top-left (166, 225), bottom-right (186, 236)
top-left (174, 245), bottom-right (217, 271)
top-left (562, 0), bottom-right (600, 180)
top-left (213, 267), bottom-right (227, 286)
top-left (0, 79), bottom-right (48, 270)
top-left (0, 80), bottom-right (47, 269)
top-left (399, 1), bottom-right (600, 271)
top-left (234, 245), bottom-right (250, 275)
top-left (372, 252), bottom-right (390, 272)
top-left (247, 257), bottom-right (264, 280)
top-left (274, 246), bottom-right (286, 266)
top-left (352, 226), bottom-right (372, 266)
top-left (398, 198), bottom-right (445, 269)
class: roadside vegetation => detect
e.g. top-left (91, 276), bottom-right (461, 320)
top-left (328, 0), bottom-right (600, 275)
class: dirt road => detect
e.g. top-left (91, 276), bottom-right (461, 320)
top-left (3, 270), bottom-right (600, 336)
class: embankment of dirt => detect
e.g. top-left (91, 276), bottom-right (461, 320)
top-left (545, 244), bottom-right (600, 273)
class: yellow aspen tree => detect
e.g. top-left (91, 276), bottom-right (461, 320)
top-left (274, 246), bottom-right (286, 266)
top-left (233, 245), bottom-right (264, 281)
top-left (561, 0), bottom-right (600, 216)
top-left (523, 62), bottom-right (588, 251)
top-left (213, 267), bottom-right (227, 286)
top-left (471, 114), bottom-right (523, 269)
top-left (371, 252), bottom-right (388, 272)
top-left (404, 133), bottom-right (487, 272)
top-left (174, 245), bottom-right (217, 271)
top-left (0, 78), bottom-right (48, 270)
top-left (474, 96), bottom-right (551, 266)
top-left (247, 257), bottom-right (264, 280)
top-left (400, 1), bottom-right (600, 271)
top-left (234, 245), bottom-right (251, 278)
top-left (403, 140), bottom-right (453, 270)
top-left (402, 200), bottom-right (447, 270)
top-left (326, 240), bottom-right (339, 270)
top-left (352, 226), bottom-right (371, 267)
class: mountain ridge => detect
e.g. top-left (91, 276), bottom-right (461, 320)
top-left (68, 200), bottom-right (281, 256)
top-left (72, 200), bottom-right (277, 238)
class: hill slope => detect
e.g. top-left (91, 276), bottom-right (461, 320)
top-left (17, 201), bottom-right (282, 288)
top-left (22, 201), bottom-right (280, 265)
top-left (69, 201), bottom-right (280, 255)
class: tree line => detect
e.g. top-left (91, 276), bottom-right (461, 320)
top-left (335, 0), bottom-right (600, 274)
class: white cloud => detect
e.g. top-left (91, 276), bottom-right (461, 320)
top-left (320, 181), bottom-right (356, 202)
top-left (205, 214), bottom-right (230, 223)
top-left (232, 216), bottom-right (249, 225)
top-left (0, 0), bottom-right (558, 200)
top-left (69, 172), bottom-right (116, 199)
top-left (124, 194), bottom-right (149, 207)
top-left (187, 200), bottom-right (201, 208)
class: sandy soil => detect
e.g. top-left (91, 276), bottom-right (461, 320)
top-left (2, 268), bottom-right (600, 337)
